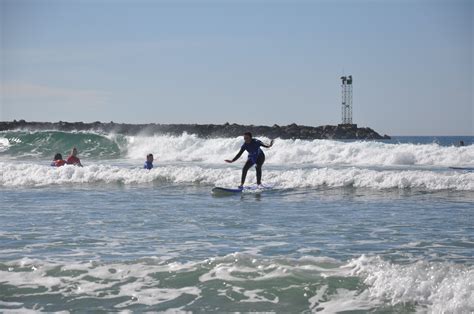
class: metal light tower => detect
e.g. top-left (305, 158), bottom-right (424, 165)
top-left (340, 75), bottom-right (353, 125)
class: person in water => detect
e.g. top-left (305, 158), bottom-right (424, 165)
top-left (51, 153), bottom-right (66, 167)
top-left (144, 153), bottom-right (154, 170)
top-left (66, 147), bottom-right (83, 167)
top-left (225, 132), bottom-right (274, 189)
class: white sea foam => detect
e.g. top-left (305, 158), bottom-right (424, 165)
top-left (1, 254), bottom-right (471, 312)
top-left (0, 137), bottom-right (11, 152)
top-left (0, 257), bottom-right (201, 310)
top-left (1, 162), bottom-right (472, 190)
top-left (123, 134), bottom-right (474, 167)
top-left (316, 289), bottom-right (377, 312)
top-left (346, 255), bottom-right (474, 313)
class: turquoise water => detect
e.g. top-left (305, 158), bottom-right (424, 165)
top-left (0, 131), bottom-right (473, 312)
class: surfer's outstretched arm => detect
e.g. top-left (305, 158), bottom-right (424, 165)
top-left (225, 148), bottom-right (245, 163)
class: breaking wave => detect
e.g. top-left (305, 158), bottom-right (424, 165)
top-left (1, 131), bottom-right (472, 190)
top-left (125, 133), bottom-right (473, 167)
top-left (1, 162), bottom-right (472, 190)
top-left (0, 131), bottom-right (472, 167)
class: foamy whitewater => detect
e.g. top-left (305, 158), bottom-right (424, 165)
top-left (0, 131), bottom-right (473, 312)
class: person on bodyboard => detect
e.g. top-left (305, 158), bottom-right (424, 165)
top-left (225, 132), bottom-right (274, 189)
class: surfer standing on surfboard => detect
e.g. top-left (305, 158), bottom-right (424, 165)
top-left (225, 132), bottom-right (274, 189)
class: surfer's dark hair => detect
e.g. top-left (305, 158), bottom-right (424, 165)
top-left (147, 153), bottom-right (153, 158)
top-left (54, 153), bottom-right (62, 160)
top-left (244, 132), bottom-right (252, 138)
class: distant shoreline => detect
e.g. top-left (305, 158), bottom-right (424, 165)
top-left (0, 120), bottom-right (391, 140)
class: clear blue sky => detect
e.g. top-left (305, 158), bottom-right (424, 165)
top-left (1, 0), bottom-right (472, 135)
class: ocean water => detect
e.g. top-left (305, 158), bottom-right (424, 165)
top-left (0, 131), bottom-right (473, 312)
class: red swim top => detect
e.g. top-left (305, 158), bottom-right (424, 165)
top-left (66, 155), bottom-right (81, 165)
top-left (53, 159), bottom-right (66, 167)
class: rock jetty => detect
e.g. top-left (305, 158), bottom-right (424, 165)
top-left (0, 120), bottom-right (390, 140)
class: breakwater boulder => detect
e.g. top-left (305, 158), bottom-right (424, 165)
top-left (0, 120), bottom-right (390, 140)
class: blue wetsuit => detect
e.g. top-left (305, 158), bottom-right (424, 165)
top-left (238, 139), bottom-right (264, 164)
top-left (232, 138), bottom-right (266, 185)
top-left (144, 161), bottom-right (153, 170)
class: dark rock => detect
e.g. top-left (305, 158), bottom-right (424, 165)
top-left (0, 121), bottom-right (390, 140)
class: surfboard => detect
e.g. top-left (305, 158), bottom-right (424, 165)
top-left (212, 187), bottom-right (243, 194)
top-left (449, 167), bottom-right (474, 171)
top-left (212, 185), bottom-right (273, 195)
